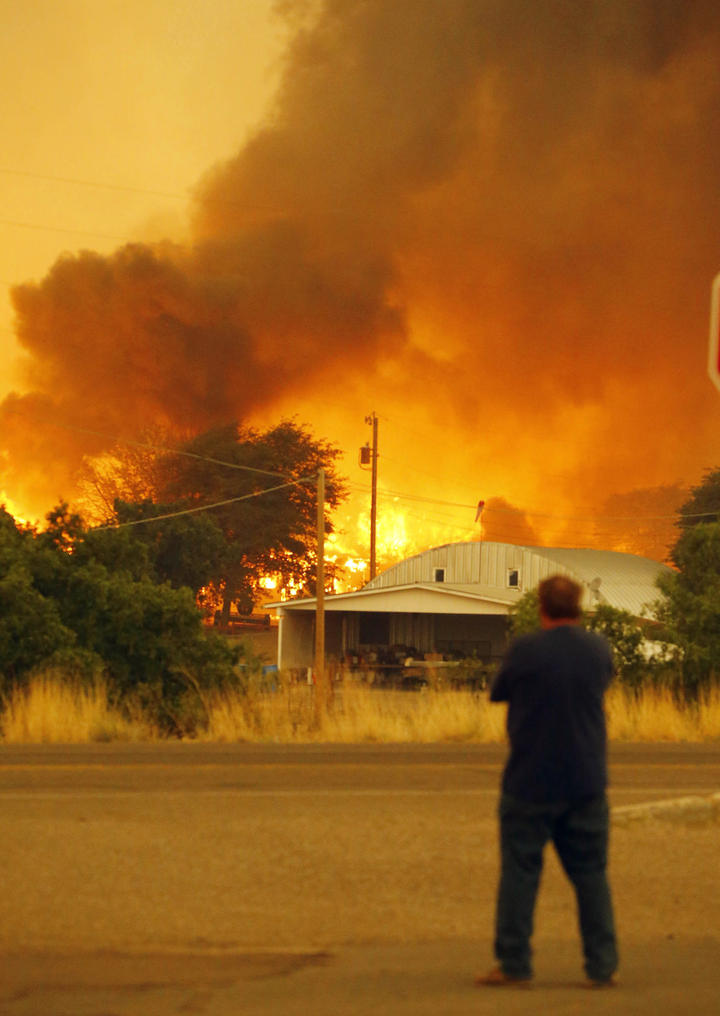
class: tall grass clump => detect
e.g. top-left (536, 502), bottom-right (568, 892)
top-left (201, 675), bottom-right (720, 745)
top-left (4, 670), bottom-right (720, 745)
top-left (1, 673), bottom-right (157, 743)
top-left (201, 679), bottom-right (507, 743)
top-left (321, 686), bottom-right (506, 743)
top-left (606, 682), bottom-right (720, 742)
top-left (696, 685), bottom-right (720, 740)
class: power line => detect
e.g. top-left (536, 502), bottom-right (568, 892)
top-left (0, 167), bottom-right (189, 202)
top-left (82, 428), bottom-right (292, 480)
top-left (379, 452), bottom-right (464, 487)
top-left (0, 165), bottom-right (360, 217)
top-left (0, 217), bottom-right (129, 243)
top-left (92, 476), bottom-right (315, 531)
top-left (347, 480), bottom-right (711, 524)
top-left (0, 405), bottom-right (709, 532)
top-left (1, 410), bottom-right (298, 481)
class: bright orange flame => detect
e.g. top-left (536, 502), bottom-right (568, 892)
top-left (0, 492), bottom-right (34, 528)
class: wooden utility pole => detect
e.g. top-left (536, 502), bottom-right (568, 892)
top-left (314, 467), bottom-right (325, 721)
top-left (709, 270), bottom-right (720, 393)
top-left (365, 412), bottom-right (379, 580)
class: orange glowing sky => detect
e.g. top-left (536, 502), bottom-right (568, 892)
top-left (0, 0), bottom-right (284, 369)
top-left (2, 1), bottom-right (720, 573)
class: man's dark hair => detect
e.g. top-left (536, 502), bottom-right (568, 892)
top-left (538, 575), bottom-right (582, 620)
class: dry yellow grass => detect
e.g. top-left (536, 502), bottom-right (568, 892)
top-left (698, 685), bottom-right (720, 740)
top-left (0, 675), bottom-right (156, 744)
top-left (606, 684), bottom-right (720, 743)
top-left (202, 679), bottom-right (720, 745)
top-left (3, 673), bottom-right (720, 744)
top-left (200, 683), bottom-right (507, 744)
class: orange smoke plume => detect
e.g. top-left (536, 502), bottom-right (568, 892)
top-left (2, 1), bottom-right (720, 561)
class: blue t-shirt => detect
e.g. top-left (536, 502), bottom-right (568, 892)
top-left (490, 624), bottom-right (614, 802)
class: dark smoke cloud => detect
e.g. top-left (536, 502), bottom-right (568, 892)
top-left (480, 497), bottom-right (540, 546)
top-left (3, 0), bottom-right (720, 542)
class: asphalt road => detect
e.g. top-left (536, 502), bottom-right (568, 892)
top-left (1, 742), bottom-right (719, 1015)
top-left (2, 740), bottom-right (720, 797)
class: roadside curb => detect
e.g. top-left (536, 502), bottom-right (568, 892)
top-left (612, 792), bottom-right (720, 827)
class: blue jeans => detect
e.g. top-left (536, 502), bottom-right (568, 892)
top-left (494, 792), bottom-right (618, 981)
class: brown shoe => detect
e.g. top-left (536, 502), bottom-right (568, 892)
top-left (583, 975), bottom-right (618, 989)
top-left (475, 967), bottom-right (532, 988)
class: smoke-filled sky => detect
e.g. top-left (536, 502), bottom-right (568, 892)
top-left (2, 0), bottom-right (720, 566)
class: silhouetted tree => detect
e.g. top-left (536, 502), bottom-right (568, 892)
top-left (675, 468), bottom-right (720, 539)
top-left (655, 522), bottom-right (720, 696)
top-left (155, 420), bottom-right (347, 619)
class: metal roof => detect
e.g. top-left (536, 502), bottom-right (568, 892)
top-left (524, 546), bottom-right (670, 616)
top-left (269, 542), bottom-right (671, 619)
top-left (268, 582), bottom-right (512, 615)
top-left (362, 542), bottom-right (672, 618)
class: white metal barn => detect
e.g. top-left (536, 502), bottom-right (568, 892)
top-left (270, 541), bottom-right (671, 672)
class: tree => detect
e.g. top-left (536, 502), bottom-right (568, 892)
top-left (675, 468), bottom-right (720, 536)
top-left (79, 420), bottom-right (347, 616)
top-left (585, 605), bottom-right (645, 689)
top-left (77, 425), bottom-right (173, 522)
top-left (508, 586), bottom-right (647, 685)
top-left (100, 500), bottom-right (227, 598)
top-left (0, 506), bottom-right (31, 570)
top-left (155, 420), bottom-right (347, 618)
top-left (55, 562), bottom-right (239, 731)
top-left (508, 589), bottom-right (540, 637)
top-left (0, 503), bottom-right (242, 732)
top-left (0, 507), bottom-right (79, 689)
top-left (0, 564), bottom-right (77, 689)
top-left (655, 522), bottom-right (720, 696)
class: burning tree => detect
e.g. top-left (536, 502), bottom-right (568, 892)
top-left (156, 421), bottom-right (347, 619)
top-left (85, 420), bottom-right (347, 618)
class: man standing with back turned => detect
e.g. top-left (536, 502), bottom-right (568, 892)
top-left (477, 574), bottom-right (619, 989)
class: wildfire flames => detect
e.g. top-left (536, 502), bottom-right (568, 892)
top-left (0, 491), bottom-right (29, 528)
top-left (3, 1), bottom-right (720, 569)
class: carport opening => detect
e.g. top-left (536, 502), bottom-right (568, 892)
top-left (358, 612), bottom-right (391, 645)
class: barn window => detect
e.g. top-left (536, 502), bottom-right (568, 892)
top-left (434, 568), bottom-right (446, 583)
top-left (507, 568), bottom-right (520, 588)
